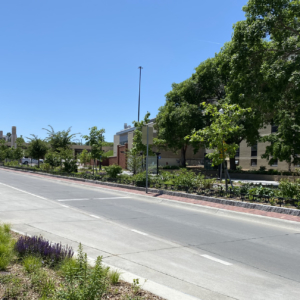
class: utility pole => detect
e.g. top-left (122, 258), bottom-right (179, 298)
top-left (138, 66), bottom-right (143, 122)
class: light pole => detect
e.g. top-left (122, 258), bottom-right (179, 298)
top-left (138, 66), bottom-right (143, 122)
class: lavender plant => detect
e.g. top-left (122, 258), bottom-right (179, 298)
top-left (15, 236), bottom-right (74, 265)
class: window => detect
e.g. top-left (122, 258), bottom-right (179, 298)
top-left (251, 144), bottom-right (257, 157)
top-left (235, 147), bottom-right (240, 157)
top-left (271, 125), bottom-right (278, 133)
top-left (271, 159), bottom-right (278, 167)
top-left (251, 159), bottom-right (257, 166)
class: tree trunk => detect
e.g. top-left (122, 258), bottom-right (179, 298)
top-left (229, 157), bottom-right (236, 170)
top-left (181, 146), bottom-right (187, 167)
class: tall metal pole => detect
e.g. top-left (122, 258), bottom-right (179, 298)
top-left (146, 125), bottom-right (149, 193)
top-left (138, 66), bottom-right (143, 122)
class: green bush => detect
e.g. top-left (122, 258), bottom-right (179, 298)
top-left (279, 179), bottom-right (300, 199)
top-left (173, 169), bottom-right (196, 188)
top-left (56, 243), bottom-right (109, 300)
top-left (104, 164), bottom-right (122, 178)
top-left (0, 224), bottom-right (15, 270)
top-left (259, 166), bottom-right (266, 172)
top-left (132, 171), bottom-right (149, 187)
top-left (22, 255), bottom-right (42, 273)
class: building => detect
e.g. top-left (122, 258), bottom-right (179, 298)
top-left (111, 121), bottom-right (294, 171)
top-left (110, 119), bottom-right (205, 169)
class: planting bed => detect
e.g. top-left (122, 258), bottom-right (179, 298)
top-left (0, 227), bottom-right (164, 300)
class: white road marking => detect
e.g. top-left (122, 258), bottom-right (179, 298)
top-left (201, 254), bottom-right (232, 266)
top-left (57, 197), bottom-right (129, 201)
top-left (90, 214), bottom-right (100, 219)
top-left (57, 198), bottom-right (89, 201)
top-left (131, 229), bottom-right (148, 236)
top-left (93, 197), bottom-right (130, 200)
top-left (0, 182), bottom-right (47, 200)
top-left (61, 205), bottom-right (69, 208)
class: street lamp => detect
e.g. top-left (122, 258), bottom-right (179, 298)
top-left (155, 152), bottom-right (161, 175)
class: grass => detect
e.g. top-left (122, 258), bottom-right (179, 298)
top-left (108, 269), bottom-right (121, 285)
top-left (0, 223), bottom-right (15, 270)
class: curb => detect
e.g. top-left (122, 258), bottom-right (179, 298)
top-left (11, 229), bottom-right (199, 300)
top-left (1, 166), bottom-right (300, 217)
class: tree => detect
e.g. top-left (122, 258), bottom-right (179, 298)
top-left (126, 150), bottom-right (143, 175)
top-left (43, 125), bottom-right (79, 152)
top-left (261, 109), bottom-right (300, 170)
top-left (58, 147), bottom-right (77, 173)
top-left (0, 139), bottom-right (7, 162)
top-left (82, 127), bottom-right (105, 173)
top-left (27, 135), bottom-right (48, 168)
top-left (78, 149), bottom-right (91, 168)
top-left (44, 151), bottom-right (60, 170)
top-left (225, 0), bottom-right (300, 166)
top-left (187, 103), bottom-right (251, 191)
top-left (13, 137), bottom-right (26, 161)
top-left (6, 132), bottom-right (11, 142)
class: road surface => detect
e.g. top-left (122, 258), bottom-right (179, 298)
top-left (0, 168), bottom-right (299, 300)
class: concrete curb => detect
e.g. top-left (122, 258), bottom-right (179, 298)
top-left (2, 166), bottom-right (300, 217)
top-left (11, 229), bottom-right (199, 300)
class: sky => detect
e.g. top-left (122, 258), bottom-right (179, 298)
top-left (0, 0), bottom-right (247, 143)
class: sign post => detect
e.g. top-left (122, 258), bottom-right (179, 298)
top-left (146, 125), bottom-right (149, 193)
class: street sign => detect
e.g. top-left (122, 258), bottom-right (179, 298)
top-left (158, 156), bottom-right (161, 159)
top-left (142, 126), bottom-right (153, 145)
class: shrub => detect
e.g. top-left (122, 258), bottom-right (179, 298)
top-left (0, 224), bottom-right (15, 270)
top-left (40, 162), bottom-right (51, 172)
top-left (108, 269), bottom-right (121, 285)
top-left (104, 164), bottom-right (122, 178)
top-left (279, 179), bottom-right (300, 199)
top-left (22, 255), bottom-right (42, 273)
top-left (236, 165), bottom-right (243, 171)
top-left (259, 166), bottom-right (266, 172)
top-left (15, 236), bottom-right (74, 266)
top-left (132, 171), bottom-right (149, 187)
top-left (173, 169), bottom-right (196, 188)
top-left (56, 244), bottom-right (109, 299)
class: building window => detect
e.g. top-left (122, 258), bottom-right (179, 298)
top-left (271, 125), bottom-right (278, 133)
top-left (251, 159), bottom-right (257, 166)
top-left (271, 159), bottom-right (278, 167)
top-left (251, 144), bottom-right (257, 157)
top-left (235, 147), bottom-right (240, 157)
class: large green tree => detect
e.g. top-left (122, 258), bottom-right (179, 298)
top-left (226, 0), bottom-right (300, 167)
top-left (155, 100), bottom-right (205, 167)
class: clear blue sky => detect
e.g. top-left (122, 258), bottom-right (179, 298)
top-left (0, 0), bottom-right (246, 143)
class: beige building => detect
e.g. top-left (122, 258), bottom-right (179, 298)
top-left (113, 121), bottom-right (293, 172)
top-left (237, 124), bottom-right (294, 171)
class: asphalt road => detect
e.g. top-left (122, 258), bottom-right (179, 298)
top-left (0, 168), bottom-right (300, 300)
